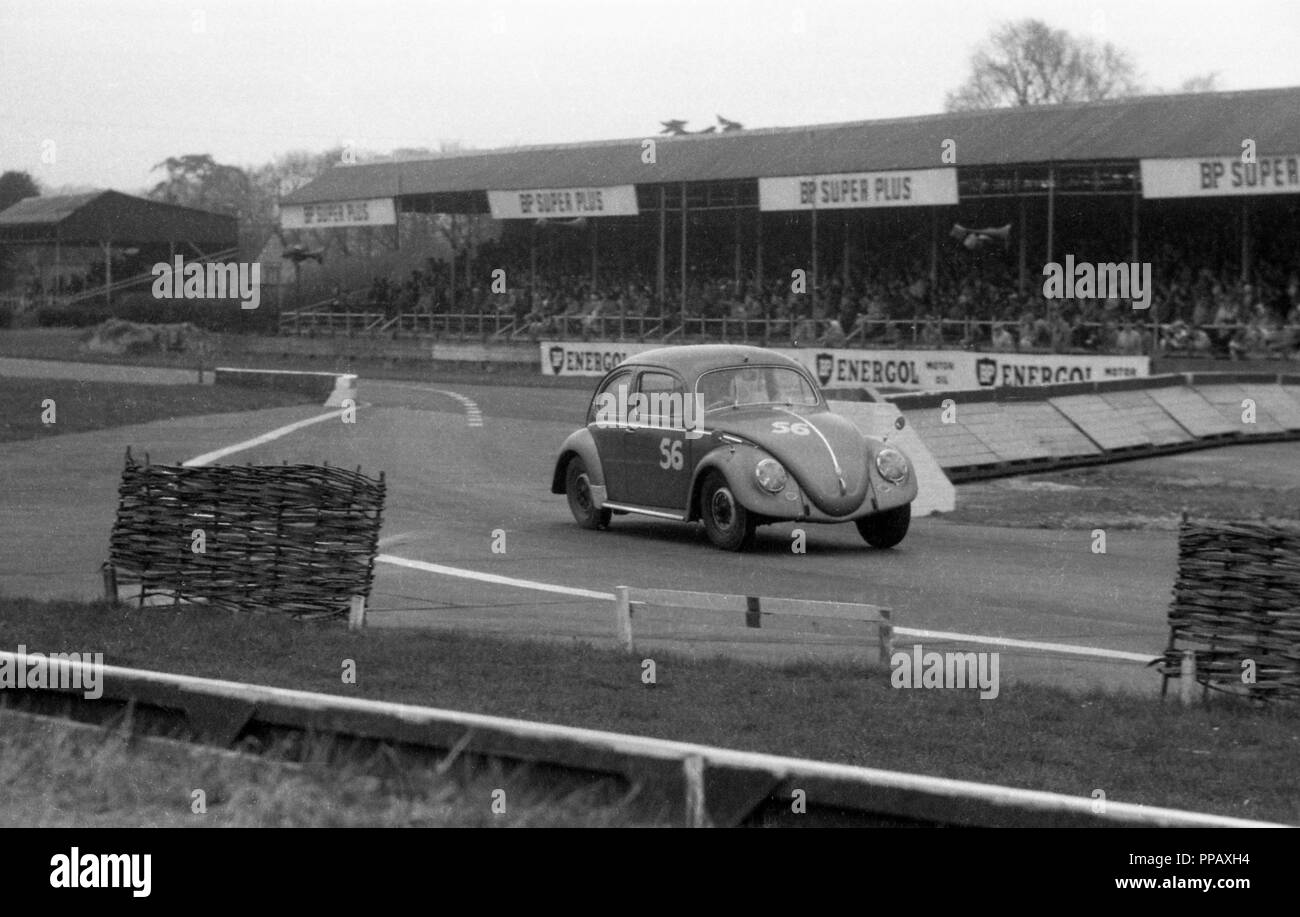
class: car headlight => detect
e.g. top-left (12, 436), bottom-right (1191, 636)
top-left (754, 458), bottom-right (788, 493)
top-left (875, 447), bottom-right (909, 484)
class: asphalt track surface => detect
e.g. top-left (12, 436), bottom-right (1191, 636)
top-left (9, 375), bottom-right (1290, 694)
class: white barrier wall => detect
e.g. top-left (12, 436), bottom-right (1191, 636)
top-left (539, 341), bottom-right (1148, 391)
top-left (827, 400), bottom-right (956, 517)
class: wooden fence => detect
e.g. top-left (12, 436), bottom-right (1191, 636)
top-left (107, 449), bottom-right (385, 619)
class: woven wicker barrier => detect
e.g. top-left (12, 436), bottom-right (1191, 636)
top-left (108, 450), bottom-right (385, 619)
top-left (1157, 519), bottom-right (1300, 701)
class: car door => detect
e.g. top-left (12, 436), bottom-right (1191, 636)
top-left (622, 370), bottom-right (692, 510)
top-left (588, 368), bottom-right (635, 501)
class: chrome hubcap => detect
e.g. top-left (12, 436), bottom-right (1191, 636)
top-left (710, 488), bottom-right (736, 530)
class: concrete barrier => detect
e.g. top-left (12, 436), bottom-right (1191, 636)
top-left (828, 400), bottom-right (956, 515)
top-left (886, 372), bottom-right (1300, 481)
top-left (214, 367), bottom-right (358, 407)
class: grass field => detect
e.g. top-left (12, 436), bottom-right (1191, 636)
top-left (3, 597), bottom-right (1297, 825)
top-left (0, 377), bottom-right (316, 443)
top-left (0, 709), bottom-right (660, 827)
top-left (946, 447), bottom-right (1300, 530)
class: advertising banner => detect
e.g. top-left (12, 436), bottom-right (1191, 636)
top-left (539, 342), bottom-right (1148, 390)
top-left (758, 169), bottom-right (958, 211)
top-left (488, 185), bottom-right (639, 219)
top-left (280, 198), bottom-right (396, 229)
top-left (1140, 156), bottom-right (1300, 199)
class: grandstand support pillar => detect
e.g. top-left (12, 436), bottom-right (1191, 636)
top-left (1017, 194), bottom-right (1027, 296)
top-left (680, 181), bottom-right (687, 330)
top-left (530, 223), bottom-right (538, 306)
top-left (657, 186), bottom-right (666, 308)
top-left (1240, 199), bottom-right (1252, 285)
top-left (591, 219), bottom-right (598, 289)
top-left (733, 207), bottom-right (742, 289)
top-left (754, 210), bottom-right (763, 287)
top-left (54, 230), bottom-right (62, 301)
top-left (102, 239), bottom-right (113, 308)
top-left (1045, 168), bottom-right (1056, 268)
top-left (1130, 189), bottom-right (1140, 263)
top-left (929, 208), bottom-right (938, 290)
top-left (811, 206), bottom-right (818, 310)
top-left (843, 212), bottom-right (852, 289)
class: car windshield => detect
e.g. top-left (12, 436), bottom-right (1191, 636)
top-left (697, 366), bottom-right (820, 411)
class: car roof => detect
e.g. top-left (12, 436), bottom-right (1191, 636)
top-left (617, 344), bottom-right (807, 382)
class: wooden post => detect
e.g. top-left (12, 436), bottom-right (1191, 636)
top-left (683, 754), bottom-right (707, 828)
top-left (101, 563), bottom-right (118, 603)
top-left (1179, 650), bottom-right (1196, 706)
top-left (614, 585), bottom-right (634, 653)
top-left (877, 607), bottom-right (894, 666)
top-left (1017, 193), bottom-right (1027, 297)
top-left (349, 595), bottom-right (366, 631)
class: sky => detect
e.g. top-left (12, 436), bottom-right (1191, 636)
top-left (3, 0), bottom-right (1299, 195)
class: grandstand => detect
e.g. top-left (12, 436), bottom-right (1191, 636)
top-left (281, 88), bottom-right (1300, 360)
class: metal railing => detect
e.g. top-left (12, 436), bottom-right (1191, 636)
top-left (273, 308), bottom-right (1300, 357)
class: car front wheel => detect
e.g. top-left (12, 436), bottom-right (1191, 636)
top-left (566, 457), bottom-right (611, 530)
top-left (855, 503), bottom-right (910, 549)
top-left (700, 472), bottom-right (756, 551)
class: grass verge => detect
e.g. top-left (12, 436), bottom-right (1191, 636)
top-left (0, 709), bottom-right (661, 827)
top-left (0, 378), bottom-right (317, 443)
top-left (2, 597), bottom-right (1297, 824)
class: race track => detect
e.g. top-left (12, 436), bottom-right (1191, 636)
top-left (11, 376), bottom-right (1281, 694)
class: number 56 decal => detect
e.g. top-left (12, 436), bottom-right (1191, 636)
top-left (771, 421), bottom-right (811, 435)
top-left (659, 437), bottom-right (684, 470)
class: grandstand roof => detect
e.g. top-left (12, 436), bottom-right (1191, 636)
top-left (284, 86), bottom-right (1300, 205)
top-left (0, 190), bottom-right (238, 247)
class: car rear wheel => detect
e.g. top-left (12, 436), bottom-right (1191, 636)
top-left (566, 457), bottom-right (611, 530)
top-left (856, 503), bottom-right (910, 549)
top-left (700, 472), bottom-right (756, 551)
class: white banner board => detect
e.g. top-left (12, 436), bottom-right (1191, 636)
top-left (759, 169), bottom-right (958, 211)
top-left (1140, 155), bottom-right (1300, 199)
top-left (280, 198), bottom-right (396, 229)
top-left (540, 342), bottom-right (1148, 390)
top-left (488, 185), bottom-right (639, 219)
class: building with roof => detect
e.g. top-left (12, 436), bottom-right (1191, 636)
top-left (279, 87), bottom-right (1300, 315)
top-left (0, 190), bottom-right (238, 303)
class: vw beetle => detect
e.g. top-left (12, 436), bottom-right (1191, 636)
top-left (550, 344), bottom-right (918, 551)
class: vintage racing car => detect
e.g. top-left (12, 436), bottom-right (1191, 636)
top-left (550, 344), bottom-right (918, 550)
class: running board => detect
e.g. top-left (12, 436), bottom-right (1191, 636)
top-left (602, 501), bottom-right (688, 521)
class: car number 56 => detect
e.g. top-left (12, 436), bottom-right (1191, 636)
top-left (659, 437), bottom-right (684, 470)
top-left (771, 421), bottom-right (811, 435)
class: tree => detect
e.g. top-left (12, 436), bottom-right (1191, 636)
top-left (945, 19), bottom-right (1140, 111)
top-left (1173, 72), bottom-right (1221, 94)
top-left (0, 170), bottom-right (40, 213)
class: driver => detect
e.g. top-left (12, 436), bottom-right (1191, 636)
top-left (732, 367), bottom-right (768, 405)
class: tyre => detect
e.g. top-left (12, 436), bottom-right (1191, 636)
top-left (700, 472), bottom-right (756, 551)
top-left (565, 457), bottom-right (611, 530)
top-left (855, 503), bottom-right (910, 549)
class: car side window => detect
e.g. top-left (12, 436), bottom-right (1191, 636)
top-left (634, 371), bottom-right (686, 428)
top-left (589, 370), bottom-right (633, 424)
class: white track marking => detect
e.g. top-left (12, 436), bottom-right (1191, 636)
top-left (183, 407), bottom-right (352, 467)
top-left (377, 554), bottom-right (611, 600)
top-left (892, 627), bottom-right (1159, 663)
top-left (375, 554), bottom-right (1159, 663)
top-left (378, 383), bottom-right (484, 426)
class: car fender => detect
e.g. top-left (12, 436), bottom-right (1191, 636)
top-left (688, 442), bottom-right (804, 521)
top-left (550, 428), bottom-right (606, 496)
